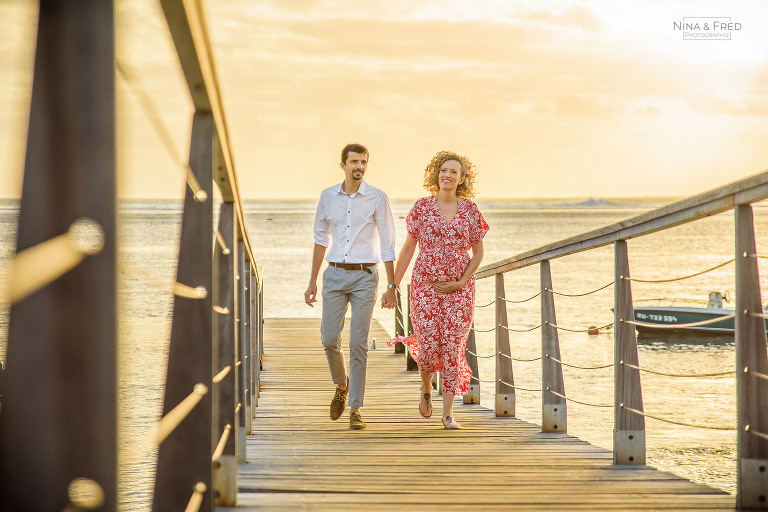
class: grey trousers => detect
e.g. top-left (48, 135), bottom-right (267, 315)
top-left (320, 264), bottom-right (378, 408)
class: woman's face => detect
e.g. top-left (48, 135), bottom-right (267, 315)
top-left (438, 159), bottom-right (464, 193)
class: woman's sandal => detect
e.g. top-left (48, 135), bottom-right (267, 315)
top-left (442, 416), bottom-right (462, 429)
top-left (419, 387), bottom-right (433, 418)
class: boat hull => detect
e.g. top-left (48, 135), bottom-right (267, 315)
top-left (633, 306), bottom-right (767, 334)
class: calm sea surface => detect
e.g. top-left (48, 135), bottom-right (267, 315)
top-left (1, 199), bottom-right (767, 510)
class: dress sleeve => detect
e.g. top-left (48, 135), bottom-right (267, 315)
top-left (467, 202), bottom-right (489, 247)
top-left (406, 200), bottom-right (420, 239)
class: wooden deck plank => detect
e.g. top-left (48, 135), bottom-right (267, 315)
top-left (234, 318), bottom-right (734, 511)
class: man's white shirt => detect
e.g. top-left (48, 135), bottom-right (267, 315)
top-left (313, 179), bottom-right (396, 263)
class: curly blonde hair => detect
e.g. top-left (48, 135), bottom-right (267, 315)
top-left (422, 151), bottom-right (477, 199)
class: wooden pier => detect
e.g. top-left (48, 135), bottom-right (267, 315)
top-left (227, 318), bottom-right (734, 511)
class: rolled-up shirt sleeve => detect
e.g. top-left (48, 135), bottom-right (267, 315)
top-left (375, 193), bottom-right (396, 262)
top-left (313, 196), bottom-right (330, 247)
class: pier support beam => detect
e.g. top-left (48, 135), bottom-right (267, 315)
top-left (0, 2), bottom-right (117, 510)
top-left (464, 325), bottom-right (480, 404)
top-left (213, 202), bottom-right (238, 506)
top-left (613, 240), bottom-right (646, 465)
top-left (541, 261), bottom-right (566, 433)
top-left (152, 111), bottom-right (213, 512)
top-left (734, 204), bottom-right (768, 510)
top-left (406, 284), bottom-right (418, 371)
top-left (394, 289), bottom-right (405, 353)
top-left (495, 273), bottom-right (515, 416)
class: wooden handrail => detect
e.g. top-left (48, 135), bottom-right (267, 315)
top-left (159, 0), bottom-right (259, 278)
top-left (477, 168), bottom-right (768, 278)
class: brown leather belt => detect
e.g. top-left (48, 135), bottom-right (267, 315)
top-left (329, 262), bottom-right (376, 274)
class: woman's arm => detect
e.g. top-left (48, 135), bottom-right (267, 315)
top-left (432, 241), bottom-right (484, 294)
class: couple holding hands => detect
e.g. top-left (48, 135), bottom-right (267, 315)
top-left (304, 143), bottom-right (489, 430)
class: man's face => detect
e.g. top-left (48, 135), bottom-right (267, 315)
top-left (340, 151), bottom-right (368, 182)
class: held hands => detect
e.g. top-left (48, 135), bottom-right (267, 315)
top-left (432, 280), bottom-right (463, 294)
top-left (304, 283), bottom-right (318, 307)
top-left (380, 288), bottom-right (397, 309)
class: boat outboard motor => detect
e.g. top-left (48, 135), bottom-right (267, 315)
top-left (706, 291), bottom-right (724, 309)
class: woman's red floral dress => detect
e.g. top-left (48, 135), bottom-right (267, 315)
top-left (389, 196), bottom-right (489, 395)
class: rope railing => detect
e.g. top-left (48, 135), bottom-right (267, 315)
top-left (211, 424), bottom-right (232, 461)
top-left (546, 355), bottom-right (613, 370)
top-left (545, 321), bottom-right (614, 333)
top-left (621, 404), bottom-right (736, 431)
top-left (475, 298), bottom-right (496, 308)
top-left (744, 367), bottom-right (768, 382)
top-left (501, 291), bottom-right (541, 303)
top-left (499, 352), bottom-right (542, 362)
top-left (213, 305), bottom-right (230, 315)
top-left (214, 230), bottom-right (231, 255)
top-left (212, 366), bottom-right (231, 384)
top-left (499, 324), bottom-right (541, 333)
top-left (6, 218), bottom-right (104, 305)
top-left (471, 324), bottom-right (497, 333)
top-left (621, 361), bottom-right (734, 378)
top-left (745, 425), bottom-right (768, 441)
top-left (748, 311), bottom-right (768, 320)
top-left (621, 314), bottom-right (735, 329)
top-left (465, 350), bottom-right (495, 359)
top-left (499, 379), bottom-right (541, 392)
top-left (621, 258), bottom-right (735, 284)
top-left (547, 388), bottom-right (612, 408)
top-left (545, 281), bottom-right (613, 297)
top-left (115, 61), bottom-right (207, 203)
top-left (154, 384), bottom-right (209, 445)
top-left (118, 261), bottom-right (208, 299)
top-left (184, 483), bottom-right (207, 512)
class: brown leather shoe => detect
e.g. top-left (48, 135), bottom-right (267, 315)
top-left (330, 383), bottom-right (348, 421)
top-left (349, 410), bottom-right (366, 430)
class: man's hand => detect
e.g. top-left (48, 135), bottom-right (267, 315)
top-left (432, 281), bottom-right (462, 294)
top-left (304, 283), bottom-right (318, 307)
top-left (380, 288), bottom-right (397, 309)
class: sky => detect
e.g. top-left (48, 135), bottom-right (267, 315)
top-left (1, 0), bottom-right (767, 200)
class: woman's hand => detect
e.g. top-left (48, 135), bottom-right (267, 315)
top-left (432, 280), bottom-right (463, 294)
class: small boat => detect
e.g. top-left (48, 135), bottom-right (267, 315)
top-left (633, 291), bottom-right (768, 335)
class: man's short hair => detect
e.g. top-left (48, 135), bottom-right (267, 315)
top-left (341, 143), bottom-right (369, 164)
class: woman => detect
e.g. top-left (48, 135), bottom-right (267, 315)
top-left (385, 151), bottom-right (489, 429)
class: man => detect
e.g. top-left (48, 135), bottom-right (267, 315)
top-left (304, 143), bottom-right (398, 429)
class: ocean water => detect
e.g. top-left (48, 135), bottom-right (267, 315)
top-left (1, 198), bottom-right (767, 509)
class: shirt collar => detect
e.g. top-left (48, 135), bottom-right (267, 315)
top-left (336, 179), bottom-right (368, 197)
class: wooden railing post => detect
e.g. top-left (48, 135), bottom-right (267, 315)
top-left (495, 273), bottom-right (515, 416)
top-left (250, 270), bottom-right (259, 409)
top-left (541, 261), bottom-right (566, 433)
top-left (234, 229), bottom-right (246, 463)
top-left (0, 2), bottom-right (117, 509)
top-left (152, 111), bottom-right (213, 511)
top-left (406, 284), bottom-right (418, 371)
top-left (464, 324), bottom-right (480, 404)
top-left (238, 244), bottom-right (251, 437)
top-left (734, 204), bottom-right (768, 510)
top-left (613, 240), bottom-right (645, 465)
top-left (394, 289), bottom-right (405, 353)
top-left (213, 202), bottom-right (237, 506)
